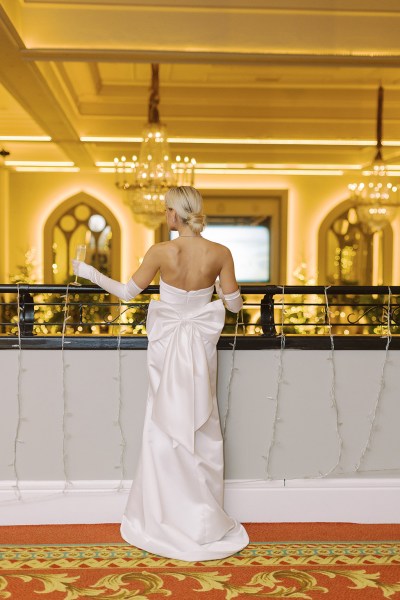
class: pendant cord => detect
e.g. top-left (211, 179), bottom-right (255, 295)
top-left (375, 85), bottom-right (384, 162)
top-left (148, 64), bottom-right (160, 124)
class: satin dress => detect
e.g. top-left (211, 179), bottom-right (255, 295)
top-left (120, 277), bottom-right (249, 561)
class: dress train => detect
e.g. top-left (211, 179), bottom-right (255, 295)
top-left (120, 277), bottom-right (249, 561)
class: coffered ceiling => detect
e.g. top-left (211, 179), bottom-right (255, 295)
top-left (2, 0), bottom-right (400, 174)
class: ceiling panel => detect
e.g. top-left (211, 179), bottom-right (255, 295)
top-left (0, 83), bottom-right (48, 136)
top-left (2, 1), bottom-right (400, 171)
top-left (3, 142), bottom-right (75, 163)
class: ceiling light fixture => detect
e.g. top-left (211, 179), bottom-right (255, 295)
top-left (348, 86), bottom-right (400, 233)
top-left (113, 64), bottom-right (196, 229)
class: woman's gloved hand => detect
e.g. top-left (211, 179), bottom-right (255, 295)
top-left (72, 260), bottom-right (95, 281)
top-left (71, 260), bottom-right (144, 302)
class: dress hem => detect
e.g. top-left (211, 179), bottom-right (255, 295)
top-left (120, 515), bottom-right (249, 562)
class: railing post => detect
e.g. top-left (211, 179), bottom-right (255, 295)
top-left (18, 285), bottom-right (35, 336)
top-left (261, 292), bottom-right (277, 337)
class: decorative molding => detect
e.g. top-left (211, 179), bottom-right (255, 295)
top-left (88, 63), bottom-right (102, 95)
top-left (20, 48), bottom-right (400, 67)
top-left (0, 6), bottom-right (25, 50)
top-left (1, 478), bottom-right (399, 524)
top-left (21, 0), bottom-right (400, 17)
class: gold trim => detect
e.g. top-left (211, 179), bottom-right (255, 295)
top-left (1, 541), bottom-right (399, 568)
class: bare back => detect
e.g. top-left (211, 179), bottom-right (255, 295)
top-left (132, 236), bottom-right (239, 294)
top-left (159, 237), bottom-right (227, 290)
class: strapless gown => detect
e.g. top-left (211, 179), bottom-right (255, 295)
top-left (120, 277), bottom-right (249, 561)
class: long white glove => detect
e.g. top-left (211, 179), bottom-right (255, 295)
top-left (215, 280), bottom-right (243, 313)
top-left (72, 260), bottom-right (144, 302)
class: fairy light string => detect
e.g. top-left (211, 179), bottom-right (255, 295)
top-left (105, 294), bottom-right (149, 493)
top-left (354, 286), bottom-right (392, 472)
top-left (261, 285), bottom-right (344, 480)
top-left (222, 309), bottom-right (240, 439)
top-left (114, 298), bottom-right (127, 492)
top-left (3, 283), bottom-right (400, 502)
top-left (60, 288), bottom-right (129, 496)
top-left (263, 285), bottom-right (286, 480)
top-left (9, 283), bottom-right (24, 501)
top-left (305, 285), bottom-right (343, 479)
top-left (60, 283), bottom-right (73, 494)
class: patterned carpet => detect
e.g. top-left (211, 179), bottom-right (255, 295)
top-left (1, 523), bottom-right (400, 599)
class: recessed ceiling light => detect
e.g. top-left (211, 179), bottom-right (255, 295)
top-left (6, 161), bottom-right (75, 167)
top-left (0, 136), bottom-right (52, 142)
top-left (14, 166), bottom-right (79, 172)
top-left (81, 136), bottom-right (142, 143)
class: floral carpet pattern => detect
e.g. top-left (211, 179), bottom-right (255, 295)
top-left (1, 537), bottom-right (400, 599)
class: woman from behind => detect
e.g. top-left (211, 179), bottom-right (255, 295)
top-left (73, 185), bottom-right (249, 560)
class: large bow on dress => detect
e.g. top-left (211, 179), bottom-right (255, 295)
top-left (146, 299), bottom-right (225, 454)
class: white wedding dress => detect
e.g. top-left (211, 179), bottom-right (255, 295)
top-left (120, 276), bottom-right (249, 561)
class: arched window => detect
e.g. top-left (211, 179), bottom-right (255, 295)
top-left (318, 198), bottom-right (393, 285)
top-left (43, 192), bottom-right (121, 284)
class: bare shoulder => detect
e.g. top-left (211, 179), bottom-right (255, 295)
top-left (206, 239), bottom-right (232, 258)
top-left (148, 241), bottom-right (173, 253)
top-left (148, 240), bottom-right (178, 261)
top-left (141, 242), bottom-right (169, 264)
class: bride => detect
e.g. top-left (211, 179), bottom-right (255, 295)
top-left (72, 185), bottom-right (249, 561)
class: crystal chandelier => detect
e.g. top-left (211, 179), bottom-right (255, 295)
top-left (348, 85), bottom-right (400, 233)
top-left (114, 64), bottom-right (196, 229)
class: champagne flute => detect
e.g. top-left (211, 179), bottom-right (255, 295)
top-left (71, 244), bottom-right (86, 286)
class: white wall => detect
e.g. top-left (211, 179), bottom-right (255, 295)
top-left (1, 347), bottom-right (399, 483)
top-left (2, 346), bottom-right (400, 525)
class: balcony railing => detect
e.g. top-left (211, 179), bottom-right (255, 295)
top-left (0, 284), bottom-right (399, 350)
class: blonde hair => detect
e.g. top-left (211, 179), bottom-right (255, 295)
top-left (165, 186), bottom-right (206, 234)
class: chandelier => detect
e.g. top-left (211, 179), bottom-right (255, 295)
top-left (348, 85), bottom-right (400, 233)
top-left (114, 64), bottom-right (196, 229)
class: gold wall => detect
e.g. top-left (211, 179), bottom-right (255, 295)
top-left (4, 169), bottom-right (399, 285)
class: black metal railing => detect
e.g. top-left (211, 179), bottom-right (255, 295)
top-left (1, 284), bottom-right (399, 344)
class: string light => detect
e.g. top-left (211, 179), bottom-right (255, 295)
top-left (263, 286), bottom-right (286, 480)
top-left (307, 285), bottom-right (344, 479)
top-left (60, 284), bottom-right (73, 493)
top-left (114, 299), bottom-right (128, 492)
top-left (2, 284), bottom-right (400, 504)
top-left (354, 287), bottom-right (392, 472)
top-left (222, 310), bottom-right (240, 439)
top-left (262, 286), bottom-right (345, 480)
top-left (9, 284), bottom-right (23, 501)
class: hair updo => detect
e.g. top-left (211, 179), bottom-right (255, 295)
top-left (165, 186), bottom-right (206, 234)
